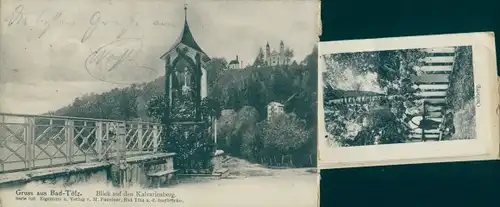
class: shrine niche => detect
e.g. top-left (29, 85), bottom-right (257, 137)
top-left (160, 4), bottom-right (210, 123)
top-left (170, 55), bottom-right (198, 120)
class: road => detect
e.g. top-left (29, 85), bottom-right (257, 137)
top-left (167, 157), bottom-right (318, 207)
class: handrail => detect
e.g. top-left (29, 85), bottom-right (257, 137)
top-left (0, 112), bottom-right (163, 125)
top-left (325, 94), bottom-right (406, 105)
top-left (0, 113), bottom-right (163, 173)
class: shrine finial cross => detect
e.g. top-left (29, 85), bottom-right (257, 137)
top-left (184, 1), bottom-right (188, 20)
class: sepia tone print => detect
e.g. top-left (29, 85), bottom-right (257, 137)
top-left (322, 46), bottom-right (475, 147)
top-left (0, 0), bottom-right (318, 206)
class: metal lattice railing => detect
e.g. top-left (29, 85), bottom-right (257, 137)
top-left (0, 113), bottom-right (163, 173)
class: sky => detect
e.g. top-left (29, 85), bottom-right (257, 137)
top-left (0, 0), bottom-right (318, 115)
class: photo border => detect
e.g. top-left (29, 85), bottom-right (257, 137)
top-left (317, 32), bottom-right (499, 169)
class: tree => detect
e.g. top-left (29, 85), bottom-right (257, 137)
top-left (253, 47), bottom-right (266, 67)
top-left (200, 97), bottom-right (223, 148)
top-left (284, 48), bottom-right (294, 64)
top-left (215, 109), bottom-right (236, 149)
top-left (442, 46), bottom-right (474, 140)
top-left (446, 46), bottom-right (473, 111)
top-left (205, 58), bottom-right (228, 94)
top-left (201, 97), bottom-right (222, 119)
top-left (260, 113), bottom-right (309, 156)
top-left (224, 106), bottom-right (260, 156)
top-left (146, 94), bottom-right (168, 122)
top-left (240, 123), bottom-right (258, 160)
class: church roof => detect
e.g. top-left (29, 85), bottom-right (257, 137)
top-left (228, 55), bottom-right (239, 65)
top-left (268, 101), bottom-right (284, 107)
top-left (160, 5), bottom-right (209, 61)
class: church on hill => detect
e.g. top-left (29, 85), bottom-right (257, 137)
top-left (265, 41), bottom-right (286, 66)
top-left (227, 55), bottom-right (242, 70)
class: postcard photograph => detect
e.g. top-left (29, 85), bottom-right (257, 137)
top-left (0, 0), bottom-right (319, 206)
top-left (318, 32), bottom-right (499, 169)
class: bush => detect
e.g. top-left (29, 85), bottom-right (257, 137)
top-left (146, 95), bottom-right (218, 173)
top-left (260, 113), bottom-right (310, 156)
top-left (225, 106), bottom-right (260, 156)
top-left (215, 106), bottom-right (315, 167)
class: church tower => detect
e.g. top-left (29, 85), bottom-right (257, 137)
top-left (280, 40), bottom-right (284, 55)
top-left (265, 42), bottom-right (271, 65)
top-left (159, 3), bottom-right (212, 164)
top-left (279, 40), bottom-right (285, 65)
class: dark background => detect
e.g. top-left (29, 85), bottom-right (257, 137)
top-left (320, 0), bottom-right (500, 206)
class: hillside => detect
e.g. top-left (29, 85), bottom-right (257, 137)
top-left (46, 46), bottom-right (317, 167)
top-left (48, 77), bottom-right (164, 122)
top-left (50, 47), bottom-right (318, 127)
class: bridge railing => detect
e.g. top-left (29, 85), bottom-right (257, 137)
top-left (0, 113), bottom-right (163, 173)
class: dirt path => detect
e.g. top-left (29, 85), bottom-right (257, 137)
top-left (222, 156), bottom-right (316, 176)
top-left (166, 157), bottom-right (318, 207)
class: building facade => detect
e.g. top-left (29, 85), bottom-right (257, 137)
top-left (267, 101), bottom-right (284, 121)
top-left (228, 55), bottom-right (241, 69)
top-left (265, 41), bottom-right (286, 66)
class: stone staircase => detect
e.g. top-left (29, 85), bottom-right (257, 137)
top-left (408, 47), bottom-right (456, 142)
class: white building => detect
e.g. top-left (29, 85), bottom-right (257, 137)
top-left (267, 101), bottom-right (284, 121)
top-left (227, 55), bottom-right (242, 70)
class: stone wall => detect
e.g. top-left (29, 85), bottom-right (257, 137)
top-left (0, 153), bottom-right (176, 189)
top-left (211, 150), bottom-right (227, 172)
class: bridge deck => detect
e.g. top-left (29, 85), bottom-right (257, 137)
top-left (0, 161), bottom-right (110, 185)
top-left (0, 152), bottom-right (175, 186)
top-left (0, 150), bottom-right (155, 173)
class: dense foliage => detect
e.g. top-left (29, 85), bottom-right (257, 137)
top-left (217, 106), bottom-right (315, 167)
top-left (445, 46), bottom-right (474, 112)
top-left (445, 46), bottom-right (475, 140)
top-left (142, 94), bottom-right (220, 172)
top-left (210, 48), bottom-right (317, 127)
top-left (209, 46), bottom-right (317, 167)
top-left (207, 46), bottom-right (317, 167)
top-left (323, 49), bottom-right (426, 146)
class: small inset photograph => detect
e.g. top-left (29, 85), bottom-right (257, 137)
top-left (322, 46), bottom-right (474, 147)
top-left (317, 32), bottom-right (499, 169)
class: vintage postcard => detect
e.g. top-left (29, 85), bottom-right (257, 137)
top-left (318, 32), bottom-right (500, 169)
top-left (0, 0), bottom-right (319, 206)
